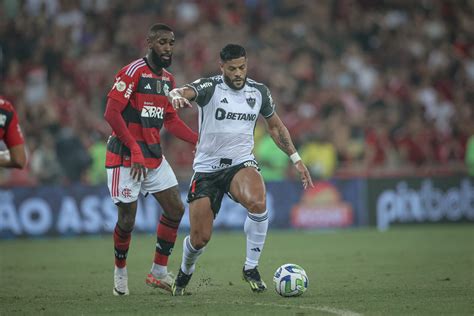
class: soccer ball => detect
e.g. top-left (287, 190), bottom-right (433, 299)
top-left (273, 263), bottom-right (309, 297)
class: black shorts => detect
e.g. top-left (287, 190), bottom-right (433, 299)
top-left (187, 160), bottom-right (260, 217)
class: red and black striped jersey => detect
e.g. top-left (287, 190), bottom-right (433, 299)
top-left (0, 96), bottom-right (24, 148)
top-left (105, 58), bottom-right (177, 168)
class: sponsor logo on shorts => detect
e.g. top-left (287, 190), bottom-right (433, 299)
top-left (212, 158), bottom-right (233, 170)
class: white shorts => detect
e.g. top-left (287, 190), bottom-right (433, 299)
top-left (107, 158), bottom-right (179, 204)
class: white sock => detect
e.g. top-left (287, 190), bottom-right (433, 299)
top-left (115, 266), bottom-right (127, 276)
top-left (151, 263), bottom-right (167, 277)
top-left (181, 235), bottom-right (204, 275)
top-left (244, 210), bottom-right (268, 270)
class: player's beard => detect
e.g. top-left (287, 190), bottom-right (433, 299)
top-left (224, 74), bottom-right (246, 90)
top-left (151, 49), bottom-right (172, 69)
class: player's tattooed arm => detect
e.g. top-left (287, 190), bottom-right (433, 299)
top-left (169, 87), bottom-right (196, 109)
top-left (265, 113), bottom-right (296, 155)
top-left (265, 113), bottom-right (314, 189)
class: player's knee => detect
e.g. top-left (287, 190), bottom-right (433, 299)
top-left (160, 193), bottom-right (185, 221)
top-left (190, 232), bottom-right (211, 250)
top-left (176, 204), bottom-right (185, 217)
top-left (193, 238), bottom-right (209, 250)
top-left (118, 216), bottom-right (135, 232)
top-left (245, 198), bottom-right (266, 213)
top-left (163, 204), bottom-right (185, 221)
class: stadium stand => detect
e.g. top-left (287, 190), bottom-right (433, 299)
top-left (0, 0), bottom-right (472, 185)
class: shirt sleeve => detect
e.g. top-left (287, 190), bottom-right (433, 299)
top-left (184, 77), bottom-right (216, 107)
top-left (259, 84), bottom-right (275, 118)
top-left (4, 109), bottom-right (24, 148)
top-left (107, 67), bottom-right (139, 106)
top-left (164, 109), bottom-right (198, 145)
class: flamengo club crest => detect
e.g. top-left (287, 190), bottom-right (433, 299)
top-left (156, 80), bottom-right (162, 93)
top-left (246, 97), bottom-right (256, 108)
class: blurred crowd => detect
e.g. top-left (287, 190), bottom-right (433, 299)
top-left (0, 0), bottom-right (473, 186)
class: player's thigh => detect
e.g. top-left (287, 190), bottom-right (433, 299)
top-left (107, 167), bottom-right (141, 204)
top-left (229, 167), bottom-right (266, 211)
top-left (151, 185), bottom-right (184, 221)
top-left (189, 197), bottom-right (214, 248)
top-left (141, 158), bottom-right (179, 195)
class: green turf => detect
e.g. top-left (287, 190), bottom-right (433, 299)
top-left (1, 225), bottom-right (473, 315)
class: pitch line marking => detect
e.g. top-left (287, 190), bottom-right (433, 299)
top-left (252, 302), bottom-right (362, 316)
top-left (200, 299), bottom-right (362, 316)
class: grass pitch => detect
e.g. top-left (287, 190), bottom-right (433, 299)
top-left (1, 225), bottom-right (473, 315)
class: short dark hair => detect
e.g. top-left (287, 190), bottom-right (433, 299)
top-left (220, 44), bottom-right (246, 62)
top-left (148, 23), bottom-right (173, 38)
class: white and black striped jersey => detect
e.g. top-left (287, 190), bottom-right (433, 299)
top-left (185, 75), bottom-right (275, 172)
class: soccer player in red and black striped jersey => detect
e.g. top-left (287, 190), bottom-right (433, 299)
top-left (103, 23), bottom-right (198, 296)
top-left (0, 96), bottom-right (26, 169)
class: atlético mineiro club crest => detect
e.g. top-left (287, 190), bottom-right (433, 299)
top-left (246, 97), bottom-right (256, 108)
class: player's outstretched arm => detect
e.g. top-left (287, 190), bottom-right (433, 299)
top-left (0, 144), bottom-right (26, 169)
top-left (168, 87), bottom-right (196, 110)
top-left (264, 113), bottom-right (314, 189)
top-left (164, 112), bottom-right (198, 145)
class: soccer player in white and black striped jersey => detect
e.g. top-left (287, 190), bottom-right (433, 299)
top-left (168, 44), bottom-right (313, 295)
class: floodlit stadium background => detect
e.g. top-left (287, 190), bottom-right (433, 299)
top-left (0, 0), bottom-right (473, 233)
top-left (1, 0), bottom-right (472, 187)
top-left (0, 1), bottom-right (473, 315)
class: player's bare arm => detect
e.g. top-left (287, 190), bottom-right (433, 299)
top-left (0, 144), bottom-right (26, 169)
top-left (168, 87), bottom-right (196, 109)
top-left (265, 113), bottom-right (313, 189)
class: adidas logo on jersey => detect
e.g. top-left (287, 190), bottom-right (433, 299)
top-left (144, 83), bottom-right (152, 90)
top-left (220, 98), bottom-right (229, 103)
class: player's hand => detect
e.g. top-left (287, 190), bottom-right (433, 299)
top-left (130, 144), bottom-right (146, 181)
top-left (294, 160), bottom-right (314, 189)
top-left (171, 96), bottom-right (192, 110)
top-left (130, 162), bottom-right (147, 182)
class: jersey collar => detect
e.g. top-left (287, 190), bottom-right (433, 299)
top-left (143, 57), bottom-right (163, 77)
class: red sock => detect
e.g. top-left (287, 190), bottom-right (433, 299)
top-left (154, 215), bottom-right (180, 266)
top-left (114, 224), bottom-right (131, 268)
